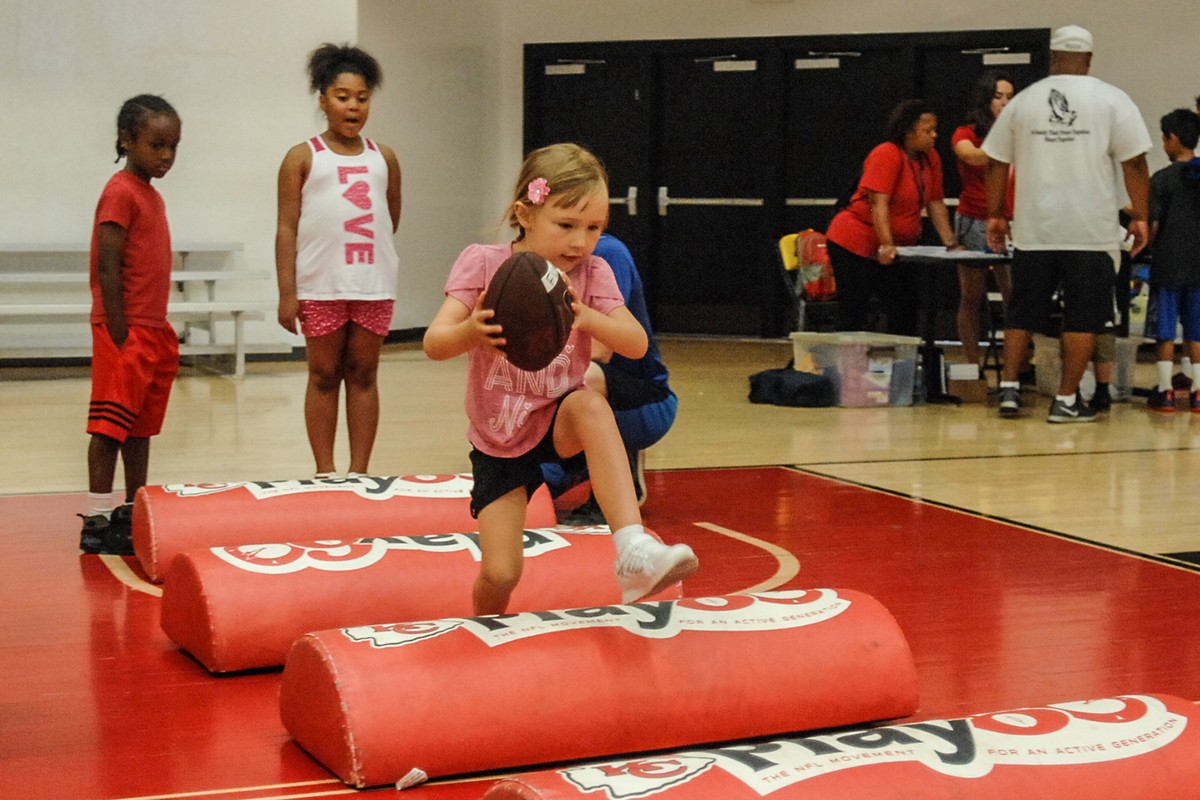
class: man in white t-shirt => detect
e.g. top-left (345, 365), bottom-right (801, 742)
top-left (983, 24), bottom-right (1151, 423)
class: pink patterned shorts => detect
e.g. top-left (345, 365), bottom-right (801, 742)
top-left (298, 299), bottom-right (394, 338)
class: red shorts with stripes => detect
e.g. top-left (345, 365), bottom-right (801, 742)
top-left (88, 324), bottom-right (180, 442)
top-left (298, 299), bottom-right (394, 338)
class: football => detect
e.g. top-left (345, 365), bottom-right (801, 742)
top-left (482, 251), bottom-right (575, 372)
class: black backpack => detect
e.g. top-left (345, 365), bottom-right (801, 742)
top-left (748, 367), bottom-right (837, 407)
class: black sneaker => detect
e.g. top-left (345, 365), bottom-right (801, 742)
top-left (1147, 388), bottom-right (1176, 413)
top-left (629, 449), bottom-right (647, 506)
top-left (78, 514), bottom-right (109, 554)
top-left (1090, 385), bottom-right (1112, 412)
top-left (1047, 396), bottom-right (1098, 423)
top-left (561, 495), bottom-right (607, 527)
top-left (103, 503), bottom-right (135, 556)
top-left (1172, 372), bottom-right (1193, 391)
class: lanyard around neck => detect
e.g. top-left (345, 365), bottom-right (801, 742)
top-left (908, 154), bottom-right (927, 208)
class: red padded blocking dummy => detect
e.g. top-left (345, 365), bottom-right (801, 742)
top-left (485, 694), bottom-right (1200, 800)
top-left (161, 526), bottom-right (681, 673)
top-left (279, 589), bottom-right (918, 788)
top-left (132, 474), bottom-right (555, 581)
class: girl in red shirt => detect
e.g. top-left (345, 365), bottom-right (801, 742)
top-left (951, 71), bottom-right (1016, 367)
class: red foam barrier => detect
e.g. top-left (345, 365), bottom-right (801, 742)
top-left (132, 474), bottom-right (556, 582)
top-left (485, 694), bottom-right (1200, 800)
top-left (161, 526), bottom-right (680, 673)
top-left (278, 589), bottom-right (918, 788)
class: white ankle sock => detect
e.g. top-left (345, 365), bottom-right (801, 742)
top-left (612, 524), bottom-right (648, 552)
top-left (1055, 394), bottom-right (1077, 405)
top-left (1000, 380), bottom-right (1019, 390)
top-left (1156, 360), bottom-right (1174, 391)
top-left (87, 492), bottom-right (114, 518)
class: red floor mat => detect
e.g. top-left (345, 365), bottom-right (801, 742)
top-left (2, 467), bottom-right (1198, 799)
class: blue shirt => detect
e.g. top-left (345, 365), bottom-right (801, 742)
top-left (593, 234), bottom-right (671, 391)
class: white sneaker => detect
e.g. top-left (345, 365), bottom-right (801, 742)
top-left (615, 537), bottom-right (698, 603)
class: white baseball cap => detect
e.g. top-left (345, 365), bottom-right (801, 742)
top-left (1050, 25), bottom-right (1093, 53)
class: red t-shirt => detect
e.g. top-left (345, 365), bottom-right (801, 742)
top-left (90, 171), bottom-right (173, 326)
top-left (826, 142), bottom-right (944, 259)
top-left (952, 123), bottom-right (1015, 221)
top-left (952, 124), bottom-right (990, 220)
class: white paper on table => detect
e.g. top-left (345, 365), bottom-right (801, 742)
top-left (896, 246), bottom-right (1009, 260)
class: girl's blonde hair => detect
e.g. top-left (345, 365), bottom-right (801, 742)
top-left (506, 143), bottom-right (609, 239)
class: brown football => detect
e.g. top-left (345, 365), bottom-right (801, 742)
top-left (482, 251), bottom-right (575, 372)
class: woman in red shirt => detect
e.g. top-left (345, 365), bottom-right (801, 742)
top-left (952, 70), bottom-right (1016, 367)
top-left (826, 99), bottom-right (960, 336)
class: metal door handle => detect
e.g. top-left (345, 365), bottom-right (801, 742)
top-left (785, 198), bottom-right (838, 207)
top-left (658, 186), bottom-right (764, 216)
top-left (610, 186), bottom-right (638, 217)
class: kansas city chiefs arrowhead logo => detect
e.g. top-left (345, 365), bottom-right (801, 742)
top-left (563, 756), bottom-right (715, 799)
top-left (163, 482), bottom-right (242, 497)
top-left (342, 619), bottom-right (463, 648)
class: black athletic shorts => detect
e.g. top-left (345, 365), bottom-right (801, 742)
top-left (1006, 249), bottom-right (1117, 334)
top-left (468, 396), bottom-right (587, 518)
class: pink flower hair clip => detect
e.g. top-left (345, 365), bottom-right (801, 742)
top-left (527, 178), bottom-right (551, 205)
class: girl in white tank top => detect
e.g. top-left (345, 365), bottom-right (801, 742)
top-left (275, 43), bottom-right (402, 479)
top-left (294, 134), bottom-right (398, 299)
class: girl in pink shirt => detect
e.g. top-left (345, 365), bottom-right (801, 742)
top-left (424, 144), bottom-right (698, 615)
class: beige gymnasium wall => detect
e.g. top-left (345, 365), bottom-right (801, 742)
top-left (0, 0), bottom-right (358, 350)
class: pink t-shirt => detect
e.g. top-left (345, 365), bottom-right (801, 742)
top-left (444, 243), bottom-right (624, 457)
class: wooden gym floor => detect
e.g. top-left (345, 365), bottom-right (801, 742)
top-left (1, 337), bottom-right (1198, 798)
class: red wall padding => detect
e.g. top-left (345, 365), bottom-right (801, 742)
top-left (278, 589), bottom-right (918, 788)
top-left (132, 474), bottom-right (555, 581)
top-left (484, 694), bottom-right (1200, 800)
top-left (161, 526), bottom-right (679, 673)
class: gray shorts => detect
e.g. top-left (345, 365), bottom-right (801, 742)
top-left (954, 213), bottom-right (990, 253)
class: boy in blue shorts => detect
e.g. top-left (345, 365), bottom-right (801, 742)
top-left (1145, 108), bottom-right (1200, 412)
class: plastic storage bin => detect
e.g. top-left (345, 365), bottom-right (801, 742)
top-left (790, 332), bottom-right (920, 407)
